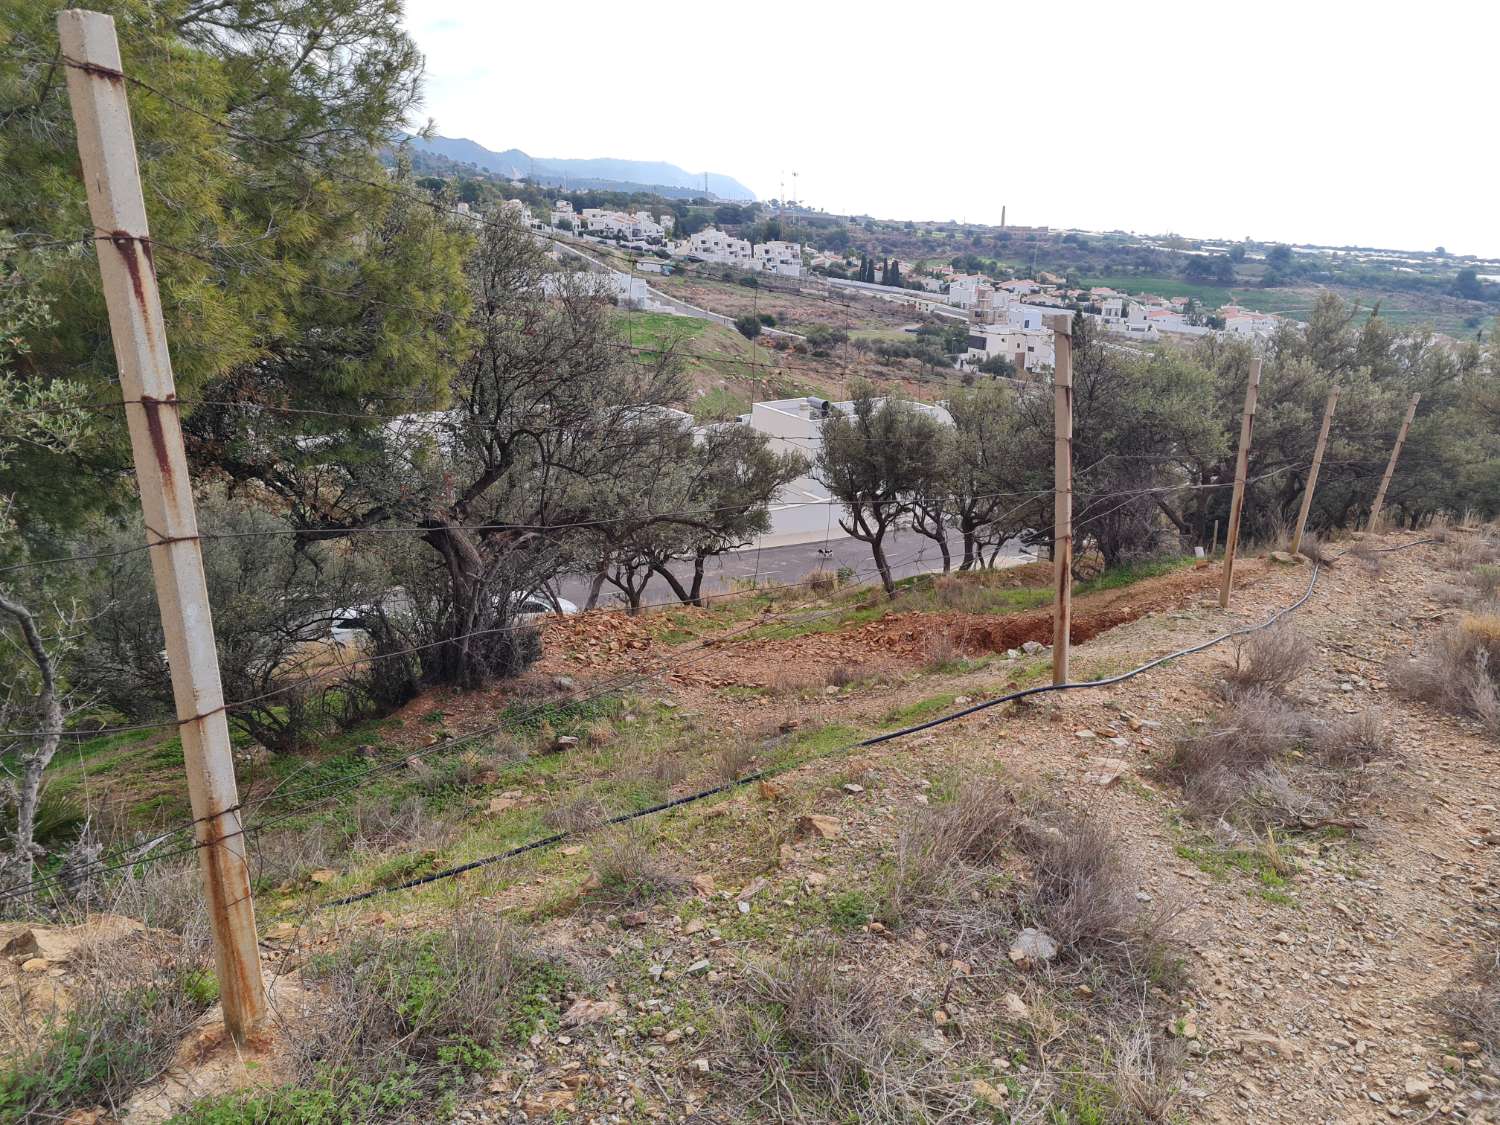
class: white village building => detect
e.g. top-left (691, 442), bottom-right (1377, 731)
top-left (677, 227), bottom-right (754, 267)
top-left (753, 240), bottom-right (804, 278)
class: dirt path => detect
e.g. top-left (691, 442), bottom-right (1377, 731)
top-left (977, 541), bottom-right (1499, 1123)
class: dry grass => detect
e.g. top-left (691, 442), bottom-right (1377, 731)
top-left (280, 915), bottom-right (571, 1112)
top-left (344, 794), bottom-right (461, 853)
top-left (1164, 692), bottom-right (1393, 829)
top-left (763, 666), bottom-right (824, 696)
top-left (879, 778), bottom-right (1019, 940)
top-left (714, 738), bottom-right (760, 784)
top-left (1222, 621), bottom-right (1315, 697)
top-left (0, 918), bottom-right (214, 1117)
top-left (1345, 540), bottom-right (1386, 575)
top-left (1389, 617), bottom-right (1500, 735)
top-left (1297, 533), bottom-right (1335, 567)
top-left (880, 781), bottom-right (1175, 975)
top-left (543, 794), bottom-right (608, 834)
top-left (722, 947), bottom-right (939, 1123)
top-left (585, 826), bottom-right (687, 910)
top-left (801, 569), bottom-right (838, 597)
top-left (1442, 946), bottom-right (1500, 1056)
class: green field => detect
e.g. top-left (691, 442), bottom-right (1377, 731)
top-left (1080, 274), bottom-right (1233, 306)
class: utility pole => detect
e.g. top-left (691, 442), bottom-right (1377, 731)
top-left (58, 9), bottom-right (267, 1041)
top-left (1290, 385), bottom-right (1340, 557)
top-left (1047, 314), bottom-right (1073, 685)
top-left (1218, 356), bottom-right (1262, 609)
top-left (1367, 393), bottom-right (1420, 531)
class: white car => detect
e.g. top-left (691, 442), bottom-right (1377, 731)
top-left (513, 594), bottom-right (579, 620)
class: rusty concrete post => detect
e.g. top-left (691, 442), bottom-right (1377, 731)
top-left (1046, 315), bottom-right (1073, 685)
top-left (1290, 385), bottom-right (1340, 557)
top-left (1218, 356), bottom-right (1262, 609)
top-left (1367, 393), bottom-right (1420, 531)
top-left (57, 9), bottom-right (268, 1041)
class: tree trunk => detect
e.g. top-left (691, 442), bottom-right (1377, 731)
top-left (585, 570), bottom-right (607, 611)
top-left (870, 534), bottom-right (896, 598)
top-left (688, 552), bottom-right (708, 607)
top-left (935, 531), bottom-right (952, 574)
top-left (0, 593), bottom-right (64, 894)
top-left (651, 562), bottom-right (694, 606)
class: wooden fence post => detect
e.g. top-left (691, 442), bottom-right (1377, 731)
top-left (1367, 393), bottom-right (1420, 531)
top-left (1218, 357), bottom-right (1262, 609)
top-left (58, 8), bottom-right (267, 1041)
top-left (1046, 315), bottom-right (1073, 685)
top-left (1290, 385), bottom-right (1340, 557)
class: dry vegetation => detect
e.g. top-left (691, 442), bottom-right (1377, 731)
top-left (1162, 618), bottom-right (1392, 831)
top-left (1392, 530), bottom-right (1500, 735)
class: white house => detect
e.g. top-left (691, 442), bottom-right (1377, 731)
top-left (677, 227), bottom-right (753, 267)
top-left (1219, 305), bottom-right (1280, 338)
top-left (754, 240), bottom-right (803, 278)
top-left (1093, 297), bottom-right (1158, 340)
top-left (965, 325), bottom-right (1056, 372)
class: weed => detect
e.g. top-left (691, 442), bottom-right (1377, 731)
top-left (722, 947), bottom-right (935, 1121)
top-left (1441, 945), bottom-right (1500, 1055)
top-left (1390, 618), bottom-right (1500, 735)
top-left (715, 739), bottom-right (760, 784)
top-left (825, 890), bottom-right (874, 932)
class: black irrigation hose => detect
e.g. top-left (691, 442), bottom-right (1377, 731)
top-left (321, 536), bottom-right (1440, 910)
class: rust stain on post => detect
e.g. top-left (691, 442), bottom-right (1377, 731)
top-left (138, 394), bottom-right (176, 481)
top-left (109, 231), bottom-right (152, 318)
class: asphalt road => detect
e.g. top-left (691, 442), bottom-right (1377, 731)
top-left (554, 529), bottom-right (1031, 612)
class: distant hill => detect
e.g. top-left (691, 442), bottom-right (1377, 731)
top-left (397, 133), bottom-right (756, 201)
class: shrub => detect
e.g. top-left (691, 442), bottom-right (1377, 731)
top-left (173, 919), bottom-right (572, 1122)
top-left (1163, 692), bottom-right (1391, 829)
top-left (714, 739), bottom-right (759, 784)
top-left (1389, 617), bottom-right (1500, 735)
top-left (586, 826), bottom-right (686, 910)
top-left (734, 313), bottom-right (763, 339)
top-left (1222, 621), bottom-right (1314, 697)
top-left (1442, 945), bottom-right (1500, 1055)
top-left (802, 569), bottom-right (837, 596)
top-left (722, 948), bottom-right (932, 1121)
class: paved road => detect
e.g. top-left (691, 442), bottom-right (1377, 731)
top-left (554, 529), bottom-right (1032, 612)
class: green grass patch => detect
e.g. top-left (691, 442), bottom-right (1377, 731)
top-left (1175, 842), bottom-right (1296, 905)
top-left (882, 693), bottom-right (959, 727)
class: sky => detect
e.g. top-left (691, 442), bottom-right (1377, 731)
top-left (402, 0), bottom-right (1500, 258)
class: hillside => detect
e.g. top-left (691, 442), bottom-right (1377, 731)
top-left (399, 132), bottom-right (756, 200)
top-left (8, 528), bottom-right (1500, 1122)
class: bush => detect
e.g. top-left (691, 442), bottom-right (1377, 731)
top-left (1163, 691), bottom-right (1392, 829)
top-left (733, 313), bottom-right (763, 339)
top-left (722, 948), bottom-right (932, 1121)
top-left (1222, 621), bottom-right (1315, 698)
top-left (585, 826), bottom-right (686, 909)
top-left (757, 312), bottom-right (776, 327)
top-left (1389, 616), bottom-right (1500, 735)
top-left (1442, 945), bottom-right (1500, 1056)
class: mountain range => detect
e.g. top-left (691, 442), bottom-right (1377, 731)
top-left (397, 133), bottom-right (756, 201)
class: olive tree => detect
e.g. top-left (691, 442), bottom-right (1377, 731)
top-left (816, 385), bottom-right (946, 597)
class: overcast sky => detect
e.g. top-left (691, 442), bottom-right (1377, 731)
top-left (403, 1), bottom-right (1499, 258)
